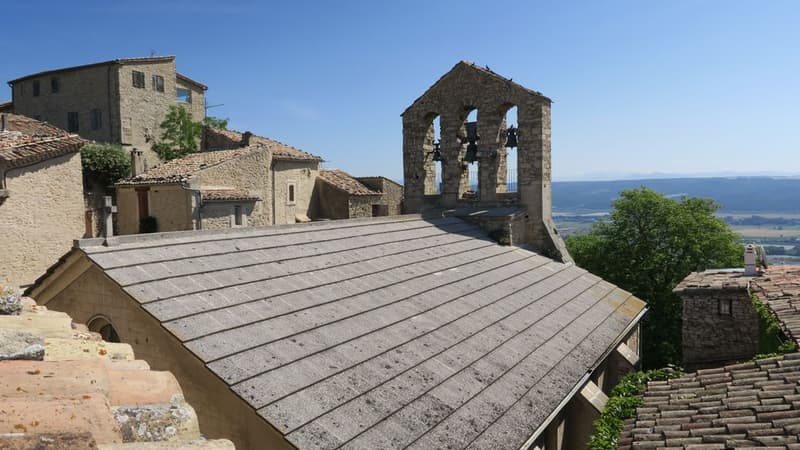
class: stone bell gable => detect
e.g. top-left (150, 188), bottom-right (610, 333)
top-left (402, 61), bottom-right (569, 261)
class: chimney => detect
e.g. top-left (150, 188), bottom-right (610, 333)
top-left (130, 148), bottom-right (145, 177)
top-left (240, 131), bottom-right (253, 148)
top-left (744, 244), bottom-right (757, 276)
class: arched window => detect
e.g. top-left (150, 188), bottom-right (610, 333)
top-left (88, 315), bottom-right (121, 343)
top-left (504, 105), bottom-right (518, 193)
top-left (463, 108), bottom-right (479, 199)
top-left (423, 113), bottom-right (443, 195)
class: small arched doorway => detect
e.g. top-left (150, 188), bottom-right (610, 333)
top-left (88, 315), bottom-right (121, 343)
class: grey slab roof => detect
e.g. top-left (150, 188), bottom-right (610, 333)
top-left (619, 354), bottom-right (800, 449)
top-left (75, 215), bottom-right (645, 450)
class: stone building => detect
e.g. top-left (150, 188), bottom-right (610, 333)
top-left (28, 215), bottom-right (645, 450)
top-left (402, 61), bottom-right (569, 261)
top-left (114, 127), bottom-right (322, 234)
top-left (6, 56), bottom-right (206, 166)
top-left (675, 265), bottom-right (800, 370)
top-left (0, 295), bottom-right (234, 449)
top-left (0, 114), bottom-right (85, 288)
top-left (315, 169), bottom-right (403, 219)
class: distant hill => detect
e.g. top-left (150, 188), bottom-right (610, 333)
top-left (552, 177), bottom-right (800, 214)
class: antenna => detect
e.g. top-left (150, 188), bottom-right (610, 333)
top-left (149, 49), bottom-right (156, 57)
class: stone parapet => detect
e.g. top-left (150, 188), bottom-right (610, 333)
top-left (0, 296), bottom-right (234, 449)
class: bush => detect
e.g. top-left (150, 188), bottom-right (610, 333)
top-left (81, 143), bottom-right (131, 185)
top-left (139, 216), bottom-right (158, 233)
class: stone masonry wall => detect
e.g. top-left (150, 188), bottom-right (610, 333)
top-left (313, 179), bottom-right (349, 219)
top-left (12, 65), bottom-right (115, 143)
top-left (115, 184), bottom-right (194, 235)
top-left (201, 201), bottom-right (255, 230)
top-left (176, 78), bottom-right (206, 123)
top-left (195, 149), bottom-right (272, 227)
top-left (272, 161), bottom-right (319, 224)
top-left (0, 153), bottom-right (85, 288)
top-left (348, 196), bottom-right (378, 219)
top-left (117, 60), bottom-right (180, 167)
top-left (682, 289), bottom-right (760, 370)
top-left (356, 177), bottom-right (404, 216)
top-left (42, 265), bottom-right (290, 450)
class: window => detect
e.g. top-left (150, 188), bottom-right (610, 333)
top-left (719, 298), bottom-right (733, 316)
top-left (67, 112), bottom-right (79, 132)
top-left (287, 183), bottom-right (296, 205)
top-left (32, 80), bottom-right (40, 97)
top-left (234, 205), bottom-right (243, 226)
top-left (50, 77), bottom-right (60, 94)
top-left (132, 70), bottom-right (145, 88)
top-left (372, 204), bottom-right (389, 217)
top-left (176, 88), bottom-right (191, 103)
top-left (90, 109), bottom-right (102, 130)
top-left (152, 75), bottom-right (164, 92)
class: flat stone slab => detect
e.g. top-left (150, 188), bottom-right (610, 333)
top-left (0, 431), bottom-right (98, 449)
top-left (44, 338), bottom-right (134, 362)
top-left (0, 330), bottom-right (45, 361)
top-left (112, 403), bottom-right (201, 443)
top-left (97, 439), bottom-right (234, 449)
top-left (0, 396), bottom-right (122, 444)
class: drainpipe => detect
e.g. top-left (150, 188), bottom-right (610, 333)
top-left (271, 160), bottom-right (276, 225)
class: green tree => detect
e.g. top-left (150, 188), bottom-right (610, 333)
top-left (80, 143), bottom-right (131, 185)
top-left (566, 188), bottom-right (742, 368)
top-left (203, 116), bottom-right (229, 130)
top-left (152, 105), bottom-right (203, 160)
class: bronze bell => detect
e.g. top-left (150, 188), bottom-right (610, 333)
top-left (431, 140), bottom-right (442, 161)
top-left (506, 125), bottom-right (518, 148)
top-left (464, 142), bottom-right (478, 163)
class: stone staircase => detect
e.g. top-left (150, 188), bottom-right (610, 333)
top-left (0, 297), bottom-right (234, 450)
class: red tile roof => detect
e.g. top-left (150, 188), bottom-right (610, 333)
top-left (318, 169), bottom-right (381, 196)
top-left (619, 354), bottom-right (800, 449)
top-left (117, 146), bottom-right (264, 186)
top-left (0, 114), bottom-right (85, 168)
top-left (205, 127), bottom-right (321, 162)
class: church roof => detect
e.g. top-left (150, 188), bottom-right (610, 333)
top-left (30, 216), bottom-right (645, 449)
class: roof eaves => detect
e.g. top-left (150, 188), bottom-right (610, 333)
top-left (176, 73), bottom-right (208, 91)
top-left (8, 56), bottom-right (175, 85)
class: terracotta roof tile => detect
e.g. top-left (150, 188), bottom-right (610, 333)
top-left (0, 114), bottom-right (85, 167)
top-left (318, 169), bottom-right (381, 196)
top-left (621, 354), bottom-right (800, 449)
top-left (205, 127), bottom-right (321, 162)
top-left (117, 146), bottom-right (264, 186)
top-left (0, 296), bottom-right (235, 449)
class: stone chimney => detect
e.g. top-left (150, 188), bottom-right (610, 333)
top-left (744, 244), bottom-right (758, 276)
top-left (401, 61), bottom-right (570, 262)
top-left (130, 148), bottom-right (146, 177)
top-left (241, 131), bottom-right (253, 148)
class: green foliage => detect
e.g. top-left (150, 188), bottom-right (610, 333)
top-left (139, 216), bottom-right (158, 234)
top-left (566, 188), bottom-right (742, 368)
top-left (587, 369), bottom-right (682, 450)
top-left (152, 106), bottom-right (203, 161)
top-left (80, 143), bottom-right (131, 185)
top-left (751, 294), bottom-right (797, 358)
top-left (203, 116), bottom-right (229, 130)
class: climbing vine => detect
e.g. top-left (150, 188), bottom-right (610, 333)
top-left (587, 369), bottom-right (683, 450)
top-left (751, 294), bottom-right (797, 359)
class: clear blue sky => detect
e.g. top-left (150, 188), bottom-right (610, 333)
top-left (2, 1), bottom-right (798, 181)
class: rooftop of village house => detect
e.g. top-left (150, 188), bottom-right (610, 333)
top-left (204, 127), bottom-right (322, 162)
top-left (317, 169), bottom-right (382, 196)
top-left (0, 293), bottom-right (234, 448)
top-left (676, 265), bottom-right (800, 345)
top-left (0, 113), bottom-right (85, 169)
top-left (619, 353), bottom-right (800, 450)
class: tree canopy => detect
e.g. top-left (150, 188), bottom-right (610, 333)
top-left (203, 116), bottom-right (229, 130)
top-left (566, 187), bottom-right (742, 368)
top-left (80, 143), bottom-right (131, 186)
top-left (152, 106), bottom-right (203, 161)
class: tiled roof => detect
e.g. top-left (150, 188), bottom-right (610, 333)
top-left (0, 114), bottom-right (85, 168)
top-left (177, 73), bottom-right (208, 91)
top-left (205, 127), bottom-right (321, 162)
top-left (0, 295), bottom-right (234, 449)
top-left (8, 56), bottom-right (176, 84)
top-left (0, 101), bottom-right (12, 112)
top-left (751, 266), bottom-right (800, 345)
top-left (117, 147), bottom-right (263, 186)
top-left (45, 215), bottom-right (645, 450)
top-left (201, 188), bottom-right (260, 202)
top-left (318, 169), bottom-right (381, 196)
top-left (675, 266), bottom-right (800, 346)
top-left (619, 354), bottom-right (800, 449)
